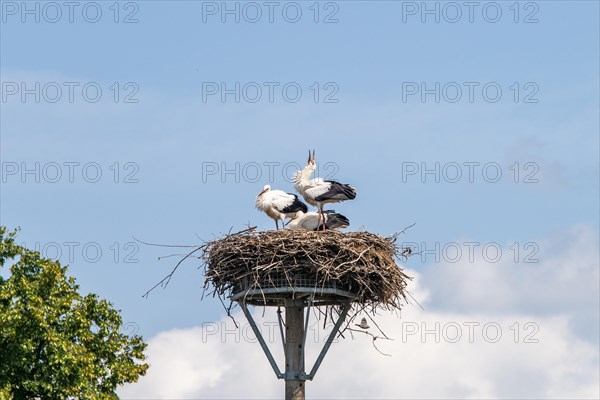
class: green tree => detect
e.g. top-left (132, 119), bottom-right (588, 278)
top-left (0, 227), bottom-right (148, 399)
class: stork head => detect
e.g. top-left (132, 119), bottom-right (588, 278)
top-left (306, 149), bottom-right (317, 171)
top-left (291, 210), bottom-right (305, 219)
top-left (295, 151), bottom-right (317, 184)
top-left (258, 184), bottom-right (270, 197)
top-left (307, 149), bottom-right (316, 164)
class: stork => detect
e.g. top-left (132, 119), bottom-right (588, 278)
top-left (256, 184), bottom-right (308, 229)
top-left (355, 317), bottom-right (370, 330)
top-left (286, 210), bottom-right (350, 231)
top-left (294, 150), bottom-right (356, 230)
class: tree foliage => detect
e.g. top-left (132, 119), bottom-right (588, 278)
top-left (0, 227), bottom-right (148, 399)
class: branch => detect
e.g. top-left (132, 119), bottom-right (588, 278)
top-left (345, 327), bottom-right (393, 357)
top-left (398, 222), bottom-right (416, 235)
top-left (132, 236), bottom-right (199, 248)
top-left (364, 312), bottom-right (391, 340)
top-left (388, 223), bottom-right (417, 243)
top-left (229, 225), bottom-right (257, 236)
top-left (141, 226), bottom-right (257, 299)
top-left (157, 253), bottom-right (196, 260)
top-left (142, 244), bottom-right (205, 299)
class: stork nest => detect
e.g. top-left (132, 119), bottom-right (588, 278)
top-left (202, 228), bottom-right (412, 312)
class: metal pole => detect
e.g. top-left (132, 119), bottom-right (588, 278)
top-left (285, 305), bottom-right (305, 400)
top-left (300, 295), bottom-right (313, 371)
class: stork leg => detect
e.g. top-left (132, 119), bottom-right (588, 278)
top-left (316, 206), bottom-right (322, 231)
top-left (319, 205), bottom-right (326, 231)
top-left (275, 220), bottom-right (279, 230)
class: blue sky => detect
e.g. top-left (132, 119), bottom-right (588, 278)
top-left (1, 1), bottom-right (599, 398)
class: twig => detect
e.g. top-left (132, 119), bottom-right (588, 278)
top-left (132, 236), bottom-right (199, 248)
top-left (158, 253), bottom-right (195, 260)
top-left (345, 327), bottom-right (393, 357)
top-left (142, 244), bottom-right (205, 299)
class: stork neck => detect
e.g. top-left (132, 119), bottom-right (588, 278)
top-left (294, 167), bottom-right (314, 184)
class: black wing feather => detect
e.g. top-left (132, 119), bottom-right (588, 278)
top-left (282, 193), bottom-right (308, 213)
top-left (315, 211), bottom-right (350, 230)
top-left (314, 180), bottom-right (356, 202)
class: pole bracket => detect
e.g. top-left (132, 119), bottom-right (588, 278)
top-left (239, 301), bottom-right (284, 379)
top-left (238, 300), bottom-right (351, 382)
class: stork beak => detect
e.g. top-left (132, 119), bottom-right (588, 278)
top-left (258, 188), bottom-right (268, 196)
top-left (312, 149), bottom-right (316, 161)
top-left (307, 149), bottom-right (312, 164)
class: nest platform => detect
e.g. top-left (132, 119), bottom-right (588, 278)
top-left (202, 229), bottom-right (411, 311)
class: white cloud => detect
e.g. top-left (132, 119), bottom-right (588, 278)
top-left (421, 224), bottom-right (600, 340)
top-left (120, 327), bottom-right (234, 399)
top-left (119, 302), bottom-right (599, 399)
top-left (119, 225), bottom-right (600, 399)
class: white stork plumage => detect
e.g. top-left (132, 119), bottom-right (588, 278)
top-left (286, 210), bottom-right (350, 231)
top-left (294, 150), bottom-right (356, 230)
top-left (256, 184), bottom-right (308, 229)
